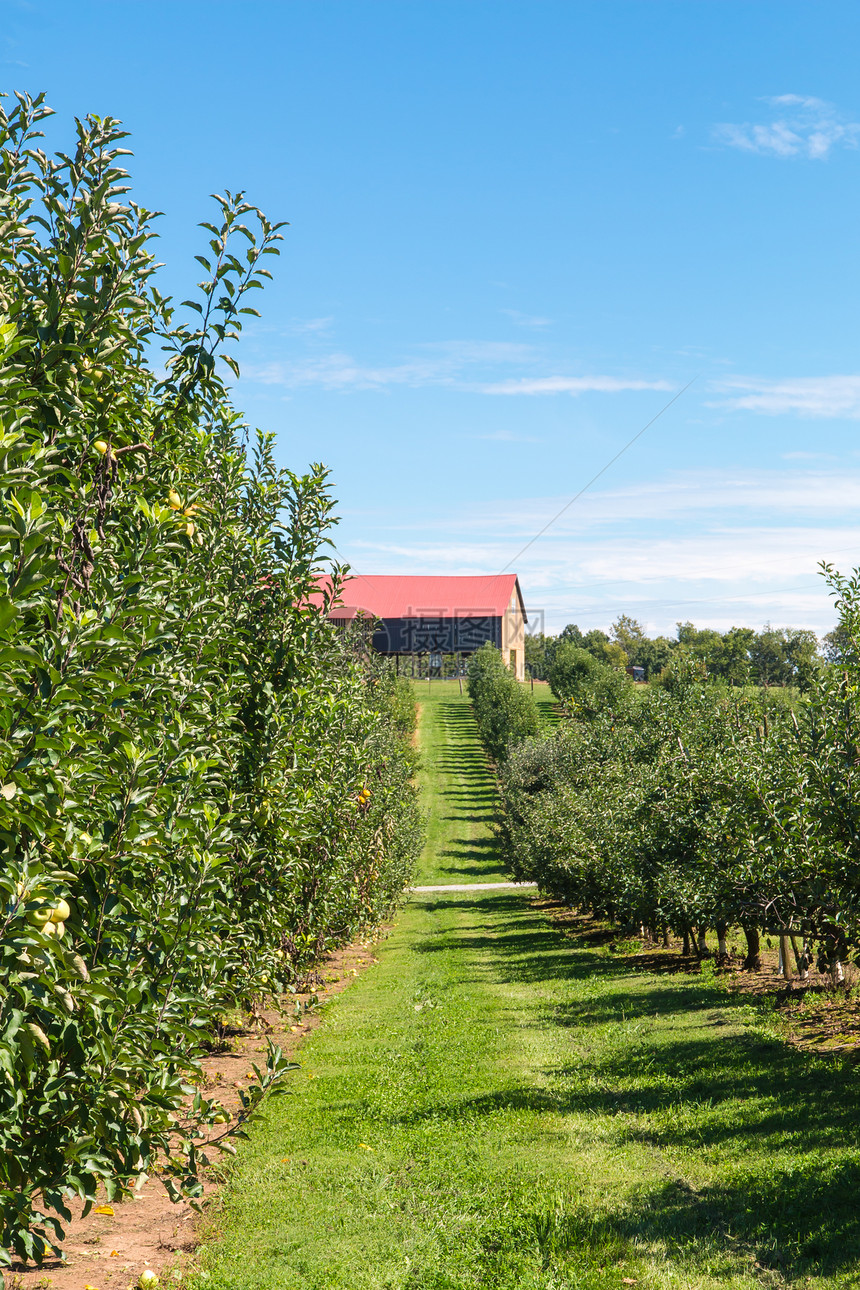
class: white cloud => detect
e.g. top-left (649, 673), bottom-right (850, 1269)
top-left (347, 524), bottom-right (843, 635)
top-left (564, 525), bottom-right (855, 586)
top-left (360, 468), bottom-right (860, 538)
top-left (339, 465), bottom-right (860, 635)
top-left (500, 308), bottom-right (552, 328)
top-left (478, 376), bottom-right (673, 396)
top-left (714, 94), bottom-right (860, 159)
top-left (711, 374), bottom-right (860, 417)
top-left (474, 429), bottom-right (542, 443)
top-left (781, 450), bottom-right (835, 461)
top-left (435, 340), bottom-right (535, 363)
top-left (245, 340), bottom-right (669, 398)
top-left (247, 352), bottom-right (457, 391)
top-left (431, 469), bottom-right (860, 541)
top-left (288, 316), bottom-right (334, 335)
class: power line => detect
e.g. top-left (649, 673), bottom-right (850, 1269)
top-left (498, 376), bottom-right (698, 574)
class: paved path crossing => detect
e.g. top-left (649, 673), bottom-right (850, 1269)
top-left (410, 880), bottom-right (537, 892)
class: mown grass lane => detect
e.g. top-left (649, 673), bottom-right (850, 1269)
top-left (195, 681), bottom-right (860, 1289)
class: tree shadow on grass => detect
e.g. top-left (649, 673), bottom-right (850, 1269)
top-left (425, 700), bottom-right (506, 875)
top-left (611, 1155), bottom-right (860, 1281)
top-left (437, 803), bottom-right (496, 819)
top-left (437, 704), bottom-right (493, 764)
top-left (481, 1158), bottom-right (860, 1284)
top-left (405, 893), bottom-right (860, 1281)
top-left (434, 837), bottom-right (509, 881)
top-left (412, 897), bottom-right (703, 993)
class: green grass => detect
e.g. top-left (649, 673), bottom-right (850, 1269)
top-left (194, 684), bottom-right (860, 1289)
top-left (413, 679), bottom-right (507, 886)
top-left (529, 678), bottom-right (560, 731)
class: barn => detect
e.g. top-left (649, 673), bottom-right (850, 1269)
top-left (320, 574), bottom-right (528, 680)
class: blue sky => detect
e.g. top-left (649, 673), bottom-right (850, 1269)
top-left (6, 0), bottom-right (860, 636)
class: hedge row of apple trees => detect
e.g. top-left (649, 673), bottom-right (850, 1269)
top-left (0, 94), bottom-right (421, 1266)
top-left (467, 643), bottom-right (540, 762)
top-left (470, 594), bottom-right (860, 982)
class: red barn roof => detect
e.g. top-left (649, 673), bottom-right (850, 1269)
top-left (314, 574), bottom-right (526, 622)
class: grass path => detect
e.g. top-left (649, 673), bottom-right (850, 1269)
top-left (414, 679), bottom-right (507, 886)
top-left (196, 681), bottom-right (860, 1289)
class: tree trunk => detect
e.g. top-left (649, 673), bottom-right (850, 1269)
top-left (682, 927), bottom-right (691, 957)
top-left (779, 934), bottom-right (793, 982)
top-left (716, 921), bottom-right (729, 962)
top-left (662, 924), bottom-right (670, 948)
top-left (802, 939), bottom-right (813, 977)
top-left (819, 936), bottom-right (847, 987)
top-left (697, 926), bottom-right (710, 958)
top-left (790, 934), bottom-right (808, 980)
top-left (742, 924), bottom-right (761, 971)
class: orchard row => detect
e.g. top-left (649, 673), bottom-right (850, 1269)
top-left (469, 588), bottom-right (860, 981)
top-left (0, 96), bottom-right (421, 1265)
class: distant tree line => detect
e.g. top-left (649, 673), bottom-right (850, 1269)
top-left (525, 614), bottom-right (834, 690)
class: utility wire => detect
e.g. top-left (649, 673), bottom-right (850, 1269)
top-left (498, 375), bottom-right (698, 574)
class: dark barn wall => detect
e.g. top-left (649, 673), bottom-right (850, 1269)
top-left (371, 616), bottom-right (502, 655)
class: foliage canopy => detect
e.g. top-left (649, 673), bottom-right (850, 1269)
top-left (0, 93), bottom-right (420, 1265)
